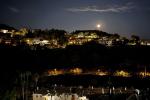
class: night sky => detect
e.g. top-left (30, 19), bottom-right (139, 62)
top-left (1, 0), bottom-right (150, 39)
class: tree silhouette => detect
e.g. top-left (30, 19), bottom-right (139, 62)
top-left (131, 35), bottom-right (140, 45)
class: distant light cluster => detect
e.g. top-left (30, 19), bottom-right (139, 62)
top-left (1, 26), bottom-right (150, 49)
top-left (47, 68), bottom-right (150, 78)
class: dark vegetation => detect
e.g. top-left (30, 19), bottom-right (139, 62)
top-left (0, 42), bottom-right (150, 99)
top-left (0, 43), bottom-right (150, 70)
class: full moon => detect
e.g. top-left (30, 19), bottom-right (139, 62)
top-left (97, 24), bottom-right (101, 28)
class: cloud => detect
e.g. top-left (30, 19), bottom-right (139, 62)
top-left (67, 2), bottom-right (136, 13)
top-left (8, 7), bottom-right (20, 13)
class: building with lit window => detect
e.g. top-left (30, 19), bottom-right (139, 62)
top-left (68, 30), bottom-right (102, 45)
top-left (0, 24), bottom-right (16, 34)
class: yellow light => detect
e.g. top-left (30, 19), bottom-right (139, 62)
top-left (96, 69), bottom-right (108, 76)
top-left (139, 72), bottom-right (150, 77)
top-left (48, 69), bottom-right (64, 76)
top-left (114, 70), bottom-right (131, 77)
top-left (43, 96), bottom-right (48, 100)
top-left (70, 68), bottom-right (82, 74)
top-left (2, 30), bottom-right (8, 33)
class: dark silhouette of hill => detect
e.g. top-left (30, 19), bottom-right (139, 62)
top-left (0, 44), bottom-right (150, 71)
top-left (0, 24), bottom-right (16, 30)
top-left (72, 30), bottom-right (111, 36)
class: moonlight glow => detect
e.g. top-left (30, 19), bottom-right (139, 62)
top-left (97, 24), bottom-right (101, 28)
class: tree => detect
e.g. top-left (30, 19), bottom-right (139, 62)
top-left (113, 33), bottom-right (120, 39)
top-left (32, 73), bottom-right (39, 92)
top-left (20, 71), bottom-right (31, 100)
top-left (131, 35), bottom-right (140, 45)
top-left (122, 37), bottom-right (129, 45)
top-left (25, 30), bottom-right (34, 38)
top-left (131, 35), bottom-right (140, 41)
top-left (48, 29), bottom-right (68, 45)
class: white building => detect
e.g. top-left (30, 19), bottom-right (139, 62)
top-left (33, 93), bottom-right (88, 100)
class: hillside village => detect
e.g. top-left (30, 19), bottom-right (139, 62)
top-left (0, 24), bottom-right (150, 49)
